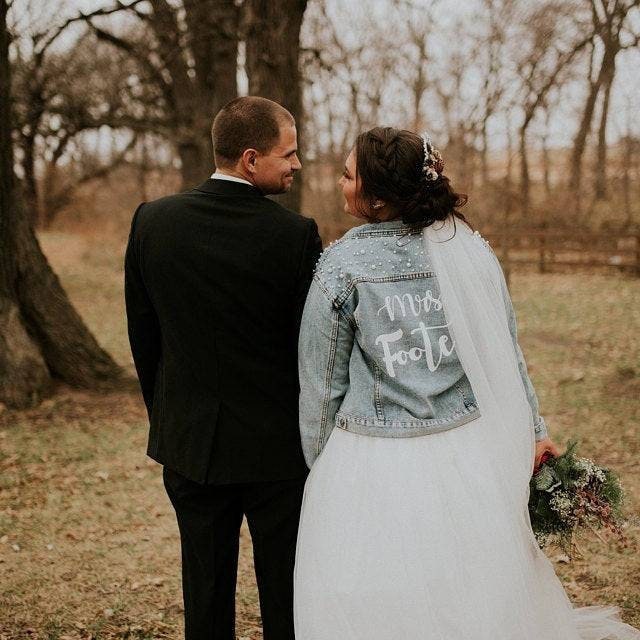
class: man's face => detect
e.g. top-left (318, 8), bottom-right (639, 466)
top-left (252, 123), bottom-right (302, 194)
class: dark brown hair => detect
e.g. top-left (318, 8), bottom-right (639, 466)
top-left (355, 126), bottom-right (468, 227)
top-left (212, 96), bottom-right (294, 168)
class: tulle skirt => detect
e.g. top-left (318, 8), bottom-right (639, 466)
top-left (293, 417), bottom-right (640, 640)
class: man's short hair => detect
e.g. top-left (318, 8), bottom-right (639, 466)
top-left (212, 96), bottom-right (295, 168)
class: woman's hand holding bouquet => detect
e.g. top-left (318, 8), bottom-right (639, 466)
top-left (529, 440), bottom-right (628, 556)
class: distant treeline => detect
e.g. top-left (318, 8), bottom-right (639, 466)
top-left (7, 0), bottom-right (640, 231)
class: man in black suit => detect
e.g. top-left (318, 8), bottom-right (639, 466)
top-left (124, 96), bottom-right (322, 640)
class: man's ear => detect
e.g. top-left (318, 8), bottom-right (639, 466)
top-left (241, 148), bottom-right (259, 175)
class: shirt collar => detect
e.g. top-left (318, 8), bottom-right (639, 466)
top-left (210, 171), bottom-right (254, 187)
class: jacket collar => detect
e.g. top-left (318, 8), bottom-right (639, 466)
top-left (193, 178), bottom-right (263, 197)
top-left (353, 219), bottom-right (421, 236)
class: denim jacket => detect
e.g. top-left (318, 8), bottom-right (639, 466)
top-left (298, 219), bottom-right (548, 468)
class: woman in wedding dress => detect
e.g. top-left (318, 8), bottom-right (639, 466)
top-left (293, 126), bottom-right (640, 640)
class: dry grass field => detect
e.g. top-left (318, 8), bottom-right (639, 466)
top-left (0, 218), bottom-right (639, 639)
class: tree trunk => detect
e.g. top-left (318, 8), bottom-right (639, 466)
top-left (569, 77), bottom-right (601, 197)
top-left (519, 124), bottom-right (530, 219)
top-left (184, 0), bottom-right (238, 116)
top-left (594, 65), bottom-right (614, 200)
top-left (244, 0), bottom-right (308, 212)
top-left (0, 0), bottom-right (49, 406)
top-left (480, 123), bottom-right (489, 185)
top-left (177, 138), bottom-right (212, 189)
top-left (14, 212), bottom-right (122, 386)
top-left (179, 0), bottom-right (239, 187)
top-left (148, 0), bottom-right (239, 190)
top-left (542, 108), bottom-right (552, 199)
top-left (137, 138), bottom-right (148, 202)
top-left (19, 130), bottom-right (40, 225)
top-left (569, 44), bottom-right (617, 198)
top-left (0, 0), bottom-right (121, 409)
top-left (542, 142), bottom-right (551, 199)
top-left (504, 112), bottom-right (514, 221)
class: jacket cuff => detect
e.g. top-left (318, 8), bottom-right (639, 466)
top-left (533, 416), bottom-right (548, 441)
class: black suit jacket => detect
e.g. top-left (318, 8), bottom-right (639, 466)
top-left (124, 179), bottom-right (322, 484)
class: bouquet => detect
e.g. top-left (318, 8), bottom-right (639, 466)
top-left (528, 440), bottom-right (627, 555)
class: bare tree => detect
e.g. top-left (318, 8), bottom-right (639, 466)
top-left (78, 0), bottom-right (310, 204)
top-left (473, 0), bottom-right (515, 184)
top-left (40, 131), bottom-right (140, 227)
top-left (79, 0), bottom-right (239, 188)
top-left (390, 3), bottom-right (434, 133)
top-left (569, 0), bottom-right (640, 202)
top-left (430, 40), bottom-right (482, 189)
top-left (1, 0), bottom-right (121, 409)
top-left (1, 0), bottom-right (47, 407)
top-left (300, 0), bottom-right (405, 229)
top-left (513, 0), bottom-right (591, 218)
top-left (11, 23), bottom-right (158, 225)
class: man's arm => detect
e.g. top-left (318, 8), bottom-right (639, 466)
top-left (293, 217), bottom-right (323, 342)
top-left (124, 204), bottom-right (161, 418)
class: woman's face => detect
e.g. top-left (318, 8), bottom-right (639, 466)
top-left (338, 149), bottom-right (366, 219)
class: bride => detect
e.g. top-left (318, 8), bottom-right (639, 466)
top-left (293, 126), bottom-right (640, 640)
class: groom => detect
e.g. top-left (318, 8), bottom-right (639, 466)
top-left (124, 96), bottom-right (322, 639)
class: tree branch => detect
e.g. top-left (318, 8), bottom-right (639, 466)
top-left (85, 22), bottom-right (174, 108)
top-left (34, 0), bottom-right (149, 56)
top-left (44, 133), bottom-right (140, 223)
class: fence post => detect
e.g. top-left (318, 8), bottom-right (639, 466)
top-left (538, 234), bottom-right (546, 273)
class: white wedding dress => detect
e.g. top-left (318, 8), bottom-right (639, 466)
top-left (294, 218), bottom-right (640, 640)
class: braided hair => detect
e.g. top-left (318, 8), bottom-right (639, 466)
top-left (354, 126), bottom-right (468, 227)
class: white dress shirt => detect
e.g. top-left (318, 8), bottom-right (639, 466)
top-left (210, 171), bottom-right (253, 187)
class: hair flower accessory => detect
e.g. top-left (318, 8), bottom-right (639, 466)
top-left (420, 132), bottom-right (444, 183)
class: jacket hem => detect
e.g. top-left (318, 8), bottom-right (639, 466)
top-left (334, 406), bottom-right (481, 438)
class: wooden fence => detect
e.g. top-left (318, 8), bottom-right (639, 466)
top-left (482, 230), bottom-right (640, 278)
top-left (324, 225), bottom-right (640, 278)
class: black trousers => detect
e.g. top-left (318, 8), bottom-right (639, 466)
top-left (163, 467), bottom-right (306, 640)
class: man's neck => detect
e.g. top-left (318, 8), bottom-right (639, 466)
top-left (213, 167), bottom-right (255, 186)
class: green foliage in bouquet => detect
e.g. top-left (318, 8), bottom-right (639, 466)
top-left (528, 440), bottom-right (626, 553)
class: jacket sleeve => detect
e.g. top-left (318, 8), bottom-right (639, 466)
top-left (293, 218), bottom-right (323, 342)
top-left (495, 261), bottom-right (549, 441)
top-left (298, 278), bottom-right (355, 468)
top-left (124, 203), bottom-right (161, 418)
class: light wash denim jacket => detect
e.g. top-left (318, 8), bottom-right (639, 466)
top-left (298, 219), bottom-right (548, 468)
